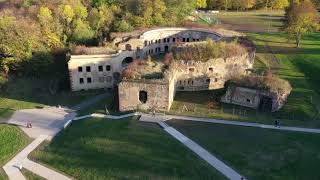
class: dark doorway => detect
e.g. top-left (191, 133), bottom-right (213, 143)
top-left (259, 96), bottom-right (273, 112)
top-left (139, 91), bottom-right (148, 103)
top-left (122, 57), bottom-right (133, 67)
top-left (125, 44), bottom-right (132, 51)
top-left (164, 46), bottom-right (169, 53)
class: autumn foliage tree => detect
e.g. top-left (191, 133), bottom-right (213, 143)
top-left (283, 0), bottom-right (319, 47)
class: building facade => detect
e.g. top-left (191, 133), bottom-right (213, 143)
top-left (68, 28), bottom-right (222, 91)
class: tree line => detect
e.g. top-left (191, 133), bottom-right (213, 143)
top-left (197, 0), bottom-right (320, 10)
top-left (0, 0), bottom-right (196, 80)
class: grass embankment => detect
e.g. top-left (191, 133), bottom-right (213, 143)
top-left (169, 119), bottom-right (320, 180)
top-left (0, 78), bottom-right (105, 120)
top-left (170, 33), bottom-right (320, 128)
top-left (21, 169), bottom-right (45, 180)
top-left (0, 125), bottom-right (30, 180)
top-left (30, 117), bottom-right (226, 180)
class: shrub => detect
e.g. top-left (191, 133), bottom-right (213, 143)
top-left (231, 72), bottom-right (292, 96)
top-left (163, 53), bottom-right (174, 66)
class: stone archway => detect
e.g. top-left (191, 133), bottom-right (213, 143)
top-left (122, 57), bottom-right (133, 67)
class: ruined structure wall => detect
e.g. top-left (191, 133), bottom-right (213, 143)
top-left (117, 28), bottom-right (222, 59)
top-left (221, 87), bottom-right (261, 109)
top-left (119, 81), bottom-right (171, 112)
top-left (118, 52), bottom-right (255, 112)
top-left (69, 28), bottom-right (225, 92)
top-left (174, 52), bottom-right (254, 92)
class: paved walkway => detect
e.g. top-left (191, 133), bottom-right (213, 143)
top-left (23, 159), bottom-right (71, 180)
top-left (158, 121), bottom-right (244, 180)
top-left (8, 107), bottom-right (77, 140)
top-left (3, 92), bottom-right (111, 180)
top-left (164, 115), bottom-right (320, 134)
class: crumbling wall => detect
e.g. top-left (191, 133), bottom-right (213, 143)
top-left (118, 80), bottom-right (173, 112)
top-left (174, 52), bottom-right (254, 92)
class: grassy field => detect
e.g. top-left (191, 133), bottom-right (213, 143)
top-left (30, 117), bottom-right (226, 180)
top-left (197, 10), bottom-right (284, 32)
top-left (170, 32), bottom-right (320, 128)
top-left (168, 119), bottom-right (320, 180)
top-left (0, 77), bottom-right (105, 120)
top-left (0, 125), bottom-right (31, 180)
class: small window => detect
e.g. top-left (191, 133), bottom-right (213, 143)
top-left (191, 81), bottom-right (194, 85)
top-left (189, 68), bottom-right (195, 72)
top-left (106, 65), bottom-right (111, 71)
top-left (98, 65), bottom-right (103, 72)
top-left (206, 79), bottom-right (211, 83)
top-left (87, 77), bottom-right (92, 83)
top-left (144, 41), bottom-right (148, 47)
top-left (193, 38), bottom-right (196, 42)
top-left (187, 38), bottom-right (190, 42)
top-left (247, 99), bottom-right (251, 103)
top-left (215, 78), bottom-right (218, 82)
top-left (79, 78), bottom-right (84, 84)
top-left (209, 67), bottom-right (213, 72)
top-left (167, 38), bottom-right (170, 42)
top-left (179, 80), bottom-right (182, 85)
top-left (78, 67), bottom-right (83, 72)
top-left (163, 38), bottom-right (166, 43)
top-left (86, 66), bottom-right (91, 72)
top-left (173, 38), bottom-right (176, 42)
top-left (183, 38), bottom-right (186, 42)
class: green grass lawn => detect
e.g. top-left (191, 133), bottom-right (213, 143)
top-left (168, 119), bottom-right (320, 180)
top-left (250, 32), bottom-right (320, 125)
top-left (170, 32), bottom-right (320, 128)
top-left (0, 77), bottom-right (105, 119)
top-left (212, 10), bottom-right (284, 32)
top-left (30, 117), bottom-right (226, 180)
top-left (0, 125), bottom-right (31, 180)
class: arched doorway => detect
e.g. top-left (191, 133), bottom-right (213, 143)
top-left (164, 45), bottom-right (169, 53)
top-left (122, 57), bottom-right (134, 67)
top-left (139, 91), bottom-right (148, 103)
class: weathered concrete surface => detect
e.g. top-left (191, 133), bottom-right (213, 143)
top-left (8, 107), bottom-right (76, 140)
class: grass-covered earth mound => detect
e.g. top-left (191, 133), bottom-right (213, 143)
top-left (172, 38), bottom-right (253, 62)
top-left (231, 71), bottom-right (292, 97)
